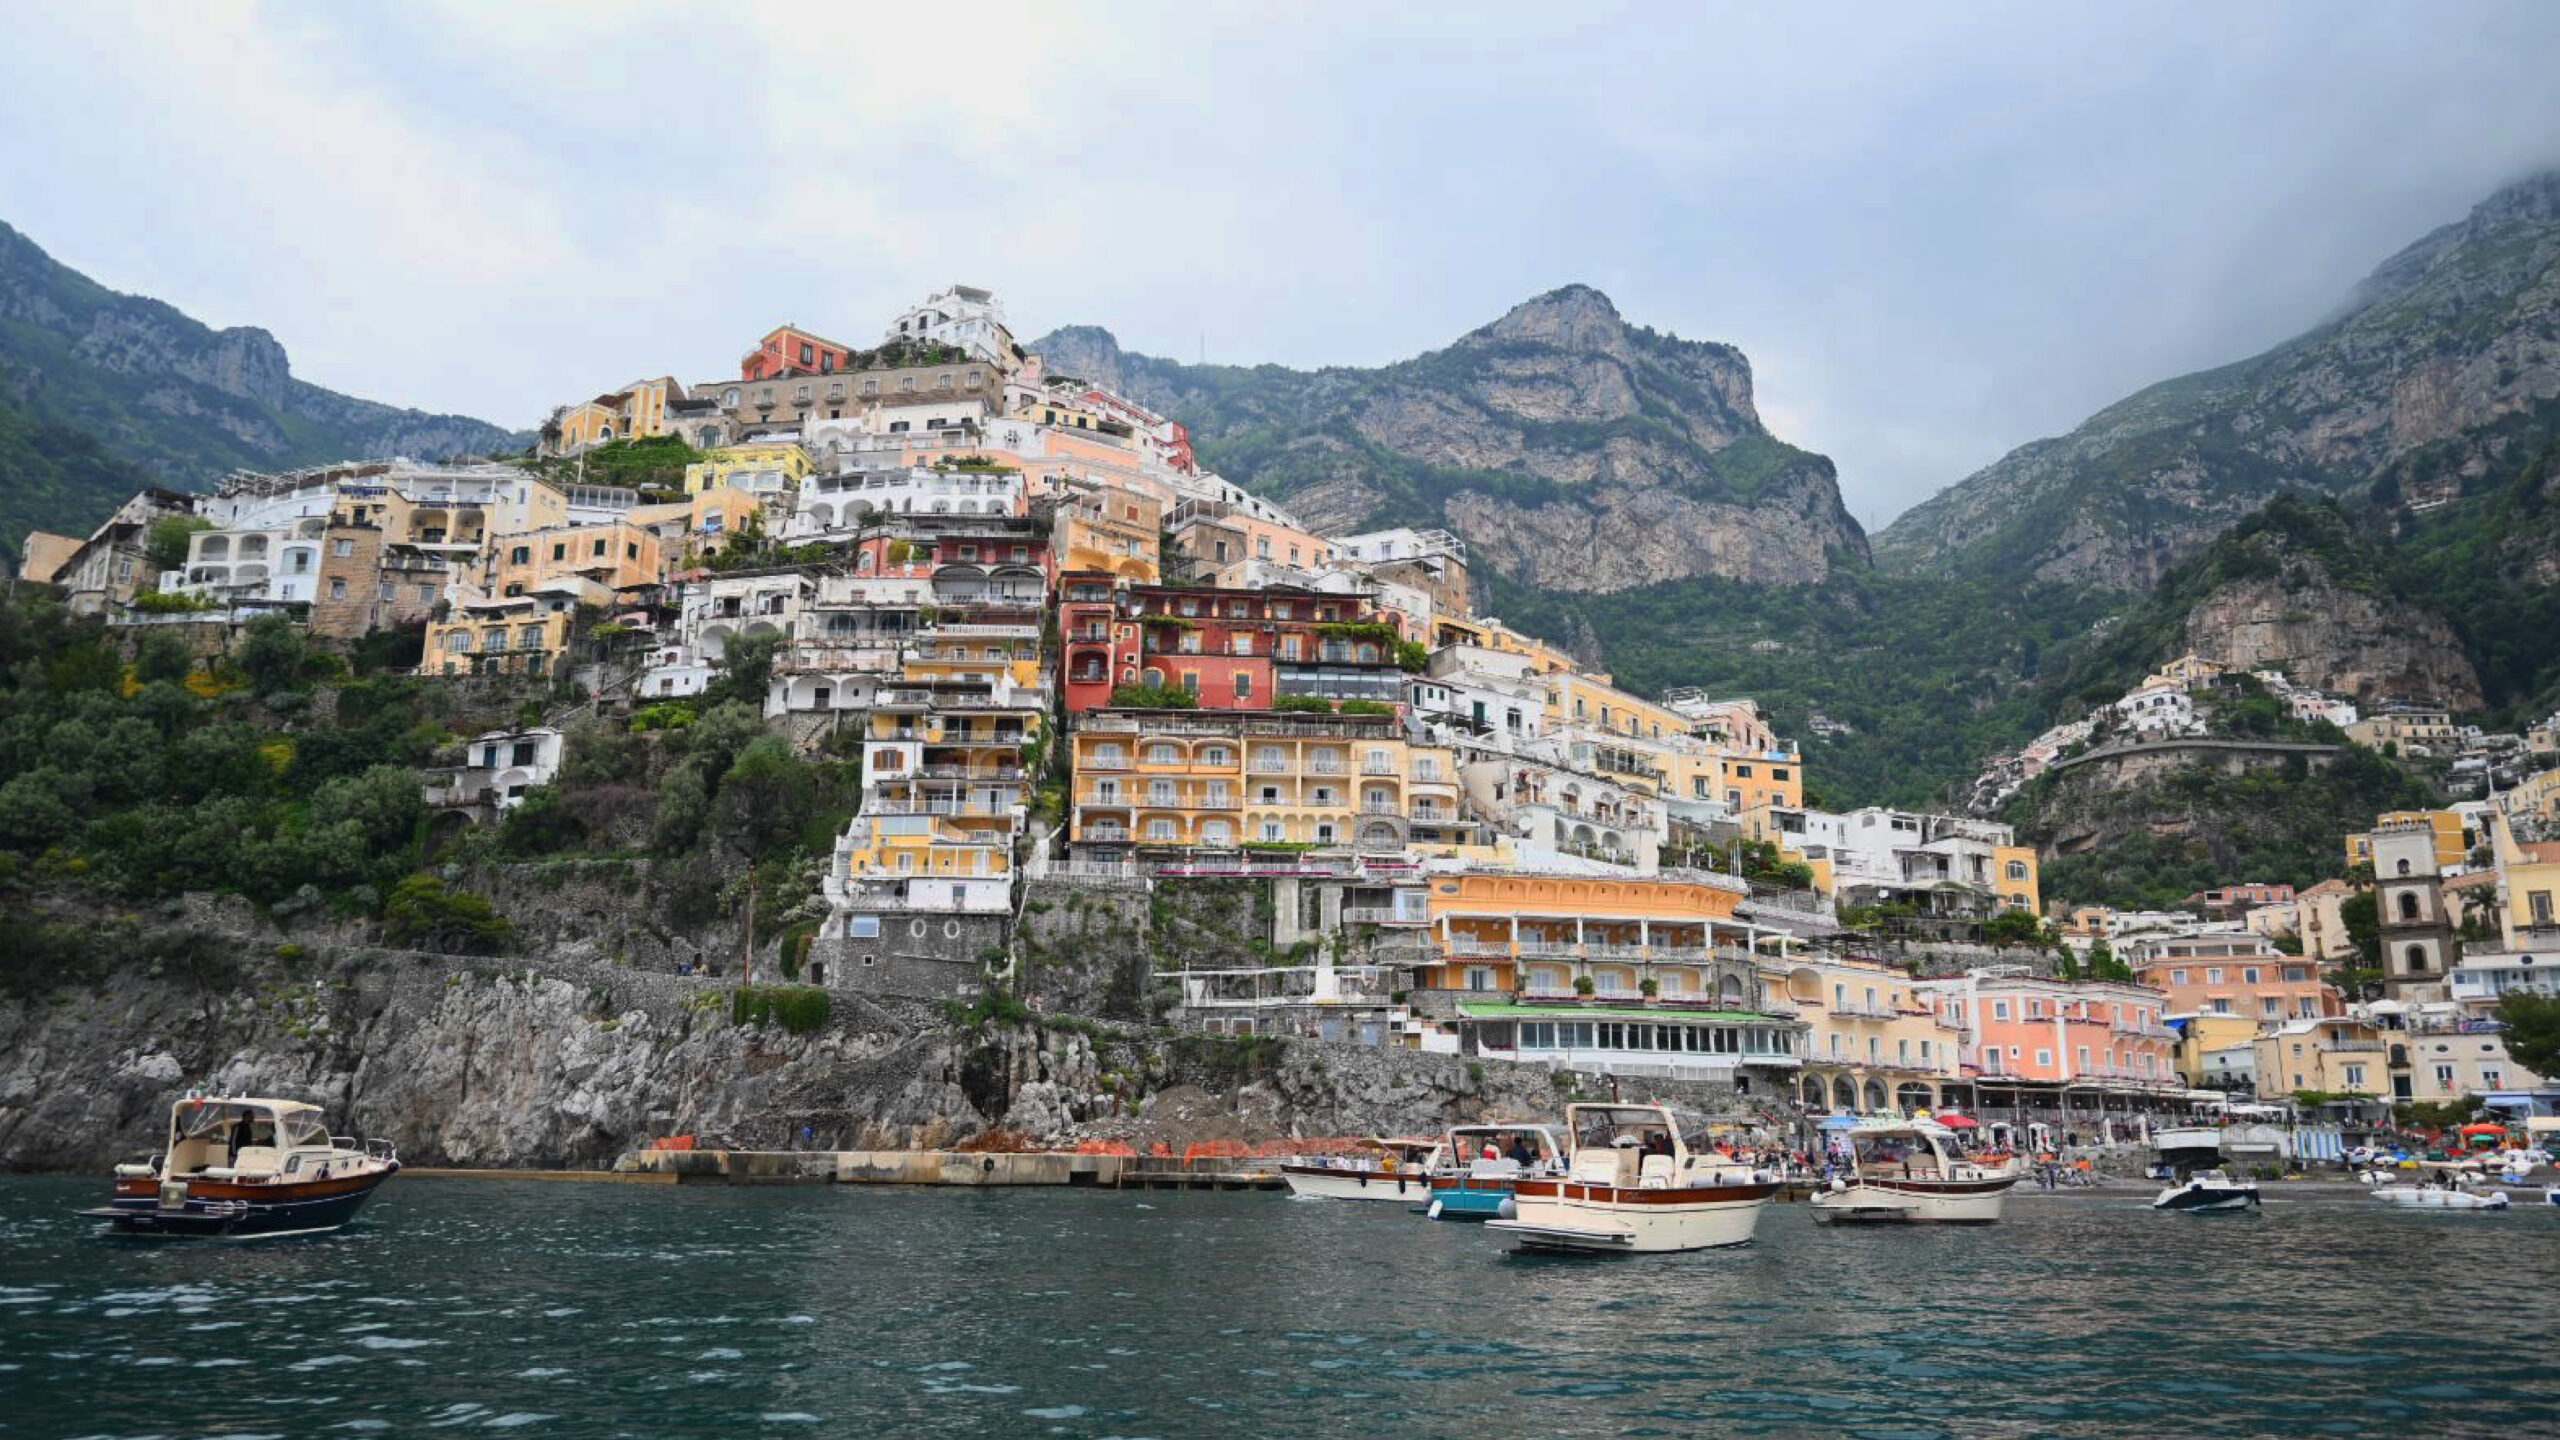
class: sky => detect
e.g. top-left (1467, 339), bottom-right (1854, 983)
top-left (5, 1), bottom-right (2560, 529)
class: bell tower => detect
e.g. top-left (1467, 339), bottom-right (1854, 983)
top-left (2368, 820), bottom-right (2453, 1002)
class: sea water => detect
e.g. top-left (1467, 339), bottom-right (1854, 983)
top-left (3, 1175), bottom-right (2555, 1438)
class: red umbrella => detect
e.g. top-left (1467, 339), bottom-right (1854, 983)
top-left (1936, 1114), bottom-right (1980, 1129)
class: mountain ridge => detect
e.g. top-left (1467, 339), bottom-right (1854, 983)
top-left (1874, 170), bottom-right (2560, 591)
top-left (1032, 284), bottom-right (1868, 592)
top-left (0, 219), bottom-right (523, 549)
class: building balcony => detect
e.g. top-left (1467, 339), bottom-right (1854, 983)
top-left (1448, 939), bottom-right (1514, 958)
top-left (1825, 999), bottom-right (1901, 1020)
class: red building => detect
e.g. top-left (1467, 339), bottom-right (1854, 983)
top-left (1060, 579), bottom-right (1406, 714)
top-left (743, 325), bottom-right (856, 382)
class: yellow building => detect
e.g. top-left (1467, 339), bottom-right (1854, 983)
top-left (2146, 652), bottom-right (2229, 689)
top-left (1069, 710), bottom-right (1458, 853)
top-left (2167, 1011), bottom-right (2265, 1087)
top-left (482, 518), bottom-right (665, 599)
top-left (2345, 811), bottom-right (2468, 872)
top-left (630, 487), bottom-right (765, 567)
top-left (1995, 844), bottom-right (2043, 914)
top-left (2254, 1015), bottom-right (2390, 1102)
top-left (424, 599), bottom-right (576, 678)
top-left (553, 377), bottom-right (684, 453)
top-left (1057, 484), bottom-right (1161, 583)
top-left (1780, 955), bottom-right (1967, 1112)
top-left (1429, 614), bottom-right (1581, 675)
top-left (1413, 870), bottom-right (1761, 994)
top-left (2502, 767), bottom-right (2560, 833)
top-left (685, 443), bottom-right (813, 497)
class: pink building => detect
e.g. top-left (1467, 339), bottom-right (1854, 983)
top-left (1920, 973), bottom-right (2181, 1104)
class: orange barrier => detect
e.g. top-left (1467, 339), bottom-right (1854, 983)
top-left (647, 1136), bottom-right (697, 1152)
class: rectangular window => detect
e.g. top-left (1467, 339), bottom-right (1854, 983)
top-left (2036, 1048), bottom-right (2054, 1068)
top-left (332, 539), bottom-right (355, 558)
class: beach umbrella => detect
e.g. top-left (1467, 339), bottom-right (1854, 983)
top-left (1936, 1113), bottom-right (1980, 1129)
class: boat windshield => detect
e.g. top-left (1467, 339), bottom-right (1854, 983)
top-left (279, 1112), bottom-right (328, 1148)
top-left (1847, 1132), bottom-right (1944, 1172)
top-left (1574, 1109), bottom-right (1675, 1153)
top-left (1449, 1128), bottom-right (1557, 1164)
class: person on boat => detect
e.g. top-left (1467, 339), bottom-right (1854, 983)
top-left (1507, 1136), bottom-right (1535, 1167)
top-left (1482, 1141), bottom-right (1501, 1163)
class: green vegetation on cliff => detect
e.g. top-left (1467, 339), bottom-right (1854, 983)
top-left (2011, 746), bottom-right (2434, 908)
top-left (1480, 567), bottom-right (2121, 808)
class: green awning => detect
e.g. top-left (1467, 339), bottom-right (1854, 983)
top-left (1456, 1002), bottom-right (1778, 1023)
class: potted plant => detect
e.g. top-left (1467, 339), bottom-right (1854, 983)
top-left (1640, 977), bottom-right (1660, 999)
top-left (1573, 975), bottom-right (1595, 997)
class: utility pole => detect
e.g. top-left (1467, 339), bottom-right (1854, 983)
top-left (743, 869), bottom-right (756, 985)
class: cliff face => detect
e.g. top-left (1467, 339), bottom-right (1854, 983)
top-left (0, 219), bottom-right (525, 538)
top-left (1033, 285), bottom-right (1867, 592)
top-left (0, 897), bottom-right (1705, 1173)
top-left (2178, 572), bottom-right (2481, 710)
top-left (2050, 495), bottom-right (2485, 714)
top-left (1877, 172), bottom-right (2560, 590)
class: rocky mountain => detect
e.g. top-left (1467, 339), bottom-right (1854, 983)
top-left (0, 219), bottom-right (523, 547)
top-left (2053, 495), bottom-right (2484, 713)
top-left (1877, 171), bottom-right (2560, 591)
top-left (1033, 285), bottom-right (1868, 592)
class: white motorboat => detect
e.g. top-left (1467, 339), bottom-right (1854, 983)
top-left (1485, 1103), bottom-right (1779, 1254)
top-left (2367, 1180), bottom-right (2510, 1211)
top-left (2150, 1169), bottom-right (2260, 1213)
top-left (1811, 1117), bottom-right (2019, 1225)
top-left (1279, 1138), bottom-right (1443, 1201)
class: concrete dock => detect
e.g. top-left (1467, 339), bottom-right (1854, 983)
top-left (591, 1148), bottom-right (1288, 1189)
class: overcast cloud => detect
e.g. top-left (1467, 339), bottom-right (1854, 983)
top-left (5, 1), bottom-right (2559, 526)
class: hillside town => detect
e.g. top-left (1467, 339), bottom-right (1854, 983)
top-left (16, 283), bottom-right (2560, 1133)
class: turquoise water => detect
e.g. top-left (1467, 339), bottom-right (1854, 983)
top-left (4, 1175), bottom-right (2557, 1438)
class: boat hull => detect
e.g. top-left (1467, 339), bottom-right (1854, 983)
top-left (1423, 1176), bottom-right (1531, 1221)
top-left (80, 1166), bottom-right (397, 1238)
top-left (2370, 1186), bottom-right (2508, 1211)
top-left (1811, 1175), bottom-right (2014, 1224)
top-left (1489, 1178), bottom-right (1776, 1253)
top-left (1280, 1165), bottom-right (1429, 1202)
top-left (2151, 1184), bottom-right (2258, 1212)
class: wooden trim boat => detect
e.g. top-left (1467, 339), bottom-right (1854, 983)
top-left (1485, 1103), bottom-right (1778, 1253)
top-left (1811, 1118), bottom-right (2019, 1225)
top-left (1280, 1137), bottom-right (1444, 1201)
top-left (1421, 1123), bottom-right (1567, 1222)
top-left (76, 1095), bottom-right (399, 1239)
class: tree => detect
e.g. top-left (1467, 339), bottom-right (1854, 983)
top-left (2053, 941), bottom-right (2082, 982)
top-left (307, 764), bottom-right (425, 859)
top-left (2497, 991), bottom-right (2560, 1080)
top-left (706, 630), bottom-right (782, 709)
top-left (135, 631), bottom-right (195, 686)
top-left (146, 516), bottom-right (214, 577)
top-left (1108, 682), bottom-right (1198, 709)
top-left (1983, 910), bottom-right (2043, 948)
top-left (711, 735), bottom-right (814, 856)
top-left (236, 615), bottom-right (307, 696)
top-left (2339, 890), bottom-right (2381, 970)
top-left (381, 874), bottom-right (511, 953)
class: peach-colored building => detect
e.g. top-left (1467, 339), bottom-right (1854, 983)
top-left (2128, 934), bottom-right (2340, 1024)
top-left (1920, 972), bottom-right (2180, 1101)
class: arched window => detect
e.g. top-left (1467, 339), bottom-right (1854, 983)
top-left (2395, 859), bottom-right (2411, 876)
top-left (2404, 944), bottom-right (2430, 974)
top-left (2396, 891), bottom-right (2420, 922)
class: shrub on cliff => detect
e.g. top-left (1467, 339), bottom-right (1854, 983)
top-left (382, 874), bottom-right (511, 954)
top-left (732, 984), bottom-right (830, 1034)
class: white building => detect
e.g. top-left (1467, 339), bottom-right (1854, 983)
top-left (425, 727), bottom-right (564, 811)
top-left (785, 464), bottom-right (1023, 538)
top-left (885, 285), bottom-right (1015, 365)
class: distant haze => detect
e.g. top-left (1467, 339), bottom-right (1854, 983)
top-left (4, 2), bottom-right (2558, 526)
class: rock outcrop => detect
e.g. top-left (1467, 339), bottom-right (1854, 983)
top-left (1033, 285), bottom-right (1868, 592)
top-left (2178, 572), bottom-right (2481, 710)
top-left (1878, 171), bottom-right (2560, 590)
top-left (0, 898), bottom-right (1737, 1173)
